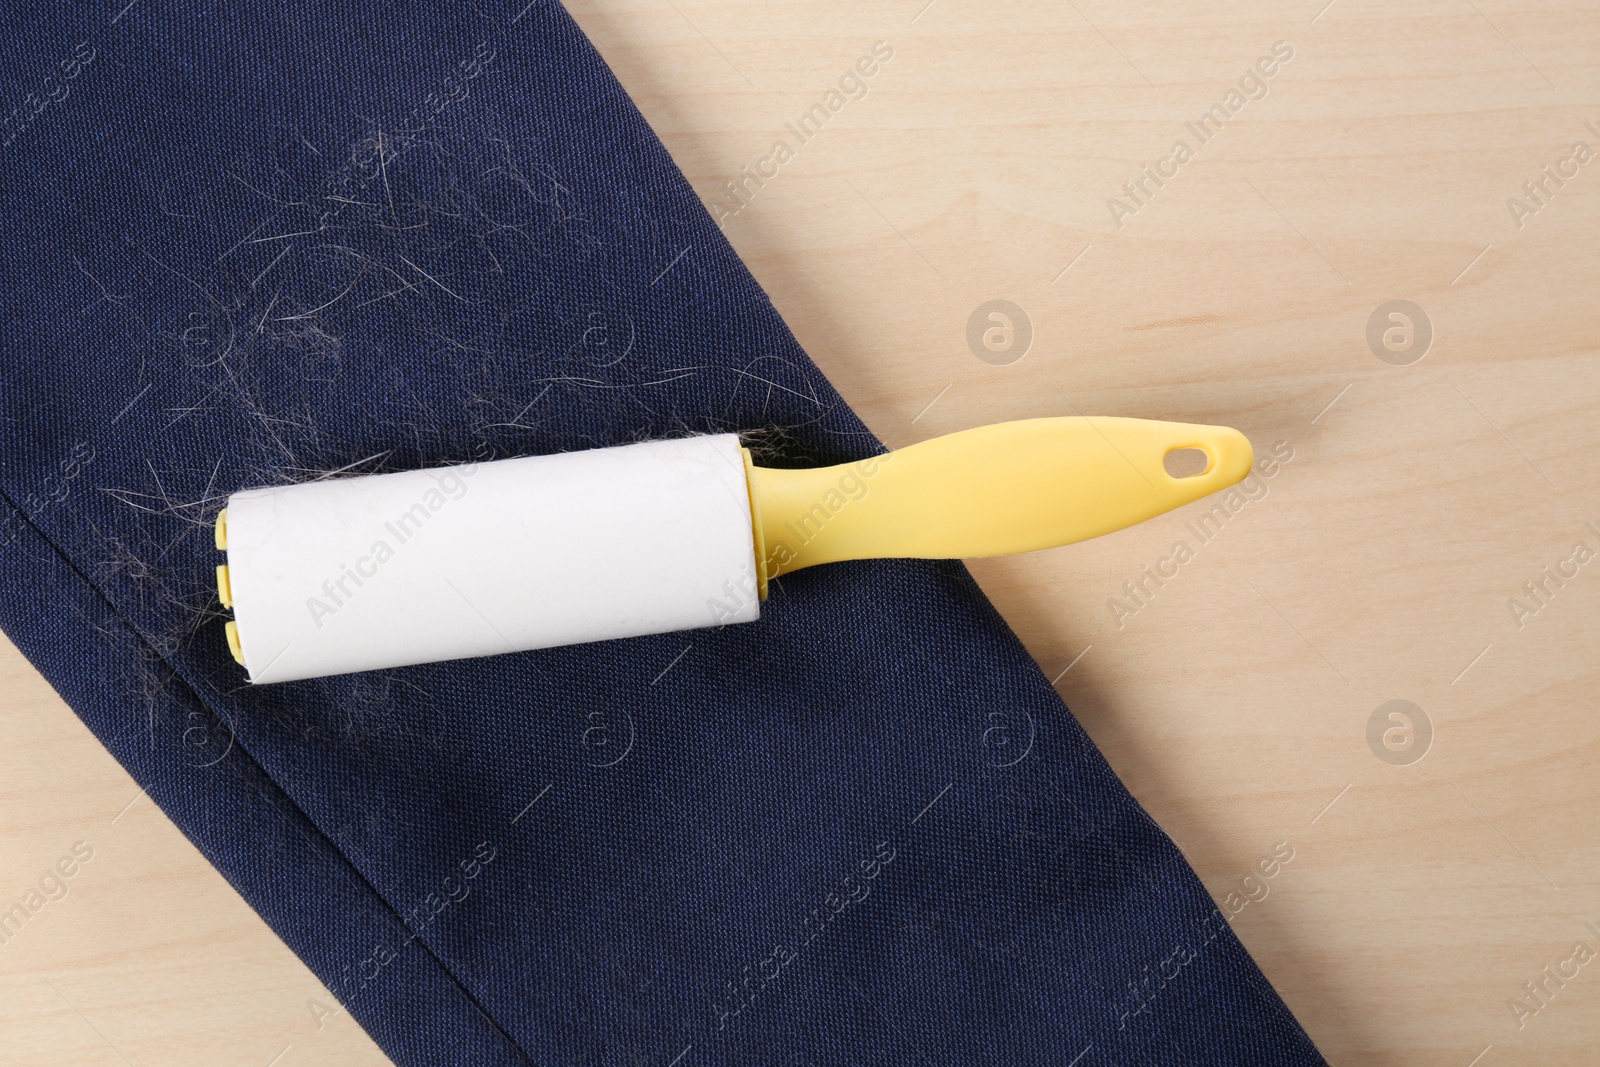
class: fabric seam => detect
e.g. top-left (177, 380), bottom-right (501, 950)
top-left (0, 482), bottom-right (539, 1066)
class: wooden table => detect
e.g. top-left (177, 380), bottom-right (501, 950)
top-left (4, 1), bottom-right (1596, 1062)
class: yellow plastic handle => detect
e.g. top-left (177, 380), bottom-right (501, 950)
top-left (748, 416), bottom-right (1253, 581)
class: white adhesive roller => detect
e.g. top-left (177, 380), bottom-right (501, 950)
top-left (215, 418), bottom-right (1260, 683)
top-left (220, 435), bottom-right (759, 683)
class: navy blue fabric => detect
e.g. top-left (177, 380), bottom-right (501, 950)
top-left (0, 2), bottom-right (1324, 1064)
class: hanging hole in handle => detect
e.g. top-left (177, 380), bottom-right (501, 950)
top-left (1163, 447), bottom-right (1212, 479)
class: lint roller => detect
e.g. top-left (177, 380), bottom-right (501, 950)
top-left (214, 417), bottom-right (1252, 683)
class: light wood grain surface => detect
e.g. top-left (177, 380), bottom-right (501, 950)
top-left (4, 1), bottom-right (1598, 1063)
